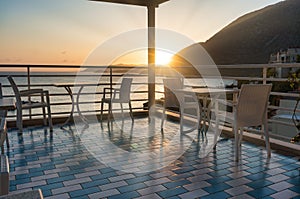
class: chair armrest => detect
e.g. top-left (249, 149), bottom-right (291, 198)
top-left (102, 87), bottom-right (115, 99)
top-left (20, 89), bottom-right (44, 96)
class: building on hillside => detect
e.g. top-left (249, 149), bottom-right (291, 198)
top-left (269, 48), bottom-right (300, 77)
top-left (270, 48), bottom-right (300, 63)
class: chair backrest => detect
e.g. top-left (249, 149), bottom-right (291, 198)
top-left (7, 76), bottom-right (22, 109)
top-left (118, 78), bottom-right (133, 102)
top-left (163, 78), bottom-right (184, 110)
top-left (277, 99), bottom-right (300, 115)
top-left (236, 84), bottom-right (272, 127)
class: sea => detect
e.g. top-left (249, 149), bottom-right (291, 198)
top-left (0, 71), bottom-right (236, 116)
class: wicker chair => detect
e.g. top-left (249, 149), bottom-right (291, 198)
top-left (217, 84), bottom-right (272, 161)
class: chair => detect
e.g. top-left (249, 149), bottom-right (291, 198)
top-left (7, 76), bottom-right (53, 133)
top-left (161, 78), bottom-right (200, 134)
top-left (216, 84), bottom-right (272, 161)
top-left (0, 84), bottom-right (8, 154)
top-left (100, 78), bottom-right (133, 124)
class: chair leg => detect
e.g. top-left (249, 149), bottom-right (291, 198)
top-left (46, 93), bottom-right (53, 131)
top-left (129, 102), bottom-right (133, 121)
top-left (100, 100), bottom-right (104, 123)
top-left (234, 125), bottom-right (239, 162)
top-left (264, 120), bottom-right (271, 158)
top-left (180, 108), bottom-right (184, 134)
top-left (108, 102), bottom-right (112, 124)
top-left (120, 103), bottom-right (124, 119)
top-left (6, 132), bottom-right (9, 149)
top-left (42, 107), bottom-right (47, 126)
top-left (47, 105), bottom-right (53, 132)
top-left (17, 108), bottom-right (23, 133)
top-left (161, 107), bottom-right (166, 131)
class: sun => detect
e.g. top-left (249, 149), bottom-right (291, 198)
top-left (156, 50), bottom-right (174, 66)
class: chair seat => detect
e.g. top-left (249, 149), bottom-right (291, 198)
top-left (102, 98), bottom-right (127, 103)
top-left (22, 102), bottom-right (47, 109)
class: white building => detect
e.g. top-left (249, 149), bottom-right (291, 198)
top-left (270, 48), bottom-right (300, 63)
top-left (269, 48), bottom-right (300, 77)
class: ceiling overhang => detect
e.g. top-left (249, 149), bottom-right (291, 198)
top-left (89, 0), bottom-right (169, 7)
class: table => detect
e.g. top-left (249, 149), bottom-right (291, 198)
top-left (176, 87), bottom-right (238, 133)
top-left (194, 88), bottom-right (238, 132)
top-left (54, 82), bottom-right (101, 127)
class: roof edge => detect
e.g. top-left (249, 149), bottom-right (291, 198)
top-left (89, 0), bottom-right (169, 7)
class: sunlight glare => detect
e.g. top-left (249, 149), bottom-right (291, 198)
top-left (156, 50), bottom-right (174, 66)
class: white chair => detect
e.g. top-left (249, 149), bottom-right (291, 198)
top-left (100, 78), bottom-right (133, 124)
top-left (216, 84), bottom-right (272, 161)
top-left (7, 76), bottom-right (53, 133)
top-left (161, 78), bottom-right (200, 134)
top-left (0, 84), bottom-right (8, 154)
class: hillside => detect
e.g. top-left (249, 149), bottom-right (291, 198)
top-left (200, 0), bottom-right (300, 64)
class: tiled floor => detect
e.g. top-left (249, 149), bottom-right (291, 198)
top-left (3, 117), bottom-right (300, 199)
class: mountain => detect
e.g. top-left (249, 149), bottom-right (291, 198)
top-left (176, 0), bottom-right (300, 65)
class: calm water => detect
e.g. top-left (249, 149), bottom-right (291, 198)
top-left (0, 72), bottom-right (235, 116)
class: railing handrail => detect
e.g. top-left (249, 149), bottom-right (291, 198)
top-left (2, 63), bottom-right (300, 142)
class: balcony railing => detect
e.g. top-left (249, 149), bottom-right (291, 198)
top-left (1, 63), bottom-right (300, 146)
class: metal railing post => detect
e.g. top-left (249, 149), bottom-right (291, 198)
top-left (110, 66), bottom-right (113, 99)
top-left (27, 65), bottom-right (32, 119)
top-left (263, 65), bottom-right (267, 84)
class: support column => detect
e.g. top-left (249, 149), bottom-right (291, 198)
top-left (147, 5), bottom-right (156, 114)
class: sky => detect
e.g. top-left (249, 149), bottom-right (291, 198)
top-left (0, 0), bottom-right (283, 67)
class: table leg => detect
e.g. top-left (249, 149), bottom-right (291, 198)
top-left (200, 94), bottom-right (209, 134)
top-left (61, 86), bottom-right (74, 127)
top-left (76, 86), bottom-right (89, 126)
top-left (59, 85), bottom-right (92, 127)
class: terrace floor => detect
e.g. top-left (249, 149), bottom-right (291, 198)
top-left (3, 116), bottom-right (300, 199)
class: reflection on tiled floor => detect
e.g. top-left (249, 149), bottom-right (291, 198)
top-left (4, 117), bottom-right (300, 199)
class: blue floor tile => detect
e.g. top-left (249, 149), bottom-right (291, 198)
top-left (290, 185), bottom-right (300, 194)
top-left (47, 175), bottom-right (75, 184)
top-left (126, 175), bottom-right (152, 185)
top-left (247, 179), bottom-right (273, 189)
top-left (118, 182), bottom-right (146, 193)
top-left (245, 172), bottom-right (271, 181)
top-left (90, 171), bottom-right (117, 181)
top-left (108, 191), bottom-right (140, 199)
top-left (201, 191), bottom-right (231, 199)
top-left (69, 187), bottom-right (100, 198)
top-left (247, 187), bottom-right (277, 198)
top-left (206, 176), bottom-right (231, 184)
top-left (203, 183), bottom-right (231, 193)
top-left (81, 179), bottom-right (110, 189)
top-left (158, 187), bottom-right (188, 198)
top-left (163, 179), bottom-right (191, 189)
top-left (5, 119), bottom-right (300, 199)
